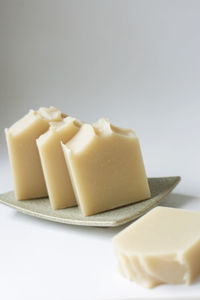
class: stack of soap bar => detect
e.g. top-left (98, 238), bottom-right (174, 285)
top-left (37, 117), bottom-right (82, 209)
top-left (5, 107), bottom-right (64, 200)
top-left (62, 118), bottom-right (150, 216)
top-left (112, 206), bottom-right (200, 288)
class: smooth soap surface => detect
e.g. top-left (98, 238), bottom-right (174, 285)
top-left (5, 107), bottom-right (64, 200)
top-left (37, 117), bottom-right (81, 209)
top-left (62, 119), bottom-right (150, 216)
top-left (113, 206), bottom-right (200, 288)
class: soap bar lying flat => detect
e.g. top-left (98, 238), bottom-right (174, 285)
top-left (62, 119), bottom-right (150, 216)
top-left (113, 206), bottom-right (200, 288)
top-left (5, 107), bottom-right (64, 200)
top-left (37, 117), bottom-right (82, 209)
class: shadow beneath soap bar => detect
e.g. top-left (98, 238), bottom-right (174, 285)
top-left (160, 192), bottom-right (198, 209)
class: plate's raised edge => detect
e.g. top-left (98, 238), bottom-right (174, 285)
top-left (0, 195), bottom-right (122, 227)
top-left (111, 176), bottom-right (181, 227)
top-left (0, 176), bottom-right (181, 227)
top-left (0, 197), bottom-right (107, 227)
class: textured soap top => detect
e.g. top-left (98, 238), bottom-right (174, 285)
top-left (37, 116), bottom-right (82, 146)
top-left (94, 118), bottom-right (135, 137)
top-left (37, 106), bottom-right (64, 121)
top-left (66, 118), bottom-right (137, 154)
top-left (8, 106), bottom-right (63, 136)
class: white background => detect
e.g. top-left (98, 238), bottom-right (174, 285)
top-left (0, 0), bottom-right (200, 299)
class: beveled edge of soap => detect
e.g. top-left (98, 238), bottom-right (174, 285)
top-left (0, 176), bottom-right (181, 227)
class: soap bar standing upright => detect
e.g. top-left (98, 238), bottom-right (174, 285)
top-left (62, 119), bottom-right (150, 216)
top-left (112, 206), bottom-right (200, 288)
top-left (37, 117), bottom-right (82, 209)
top-left (5, 107), bottom-right (64, 200)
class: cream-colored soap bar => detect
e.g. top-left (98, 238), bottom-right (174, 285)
top-left (37, 117), bottom-right (82, 210)
top-left (5, 107), bottom-right (64, 200)
top-left (62, 118), bottom-right (150, 216)
top-left (113, 206), bottom-right (200, 288)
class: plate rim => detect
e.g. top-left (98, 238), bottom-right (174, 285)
top-left (0, 176), bottom-right (181, 227)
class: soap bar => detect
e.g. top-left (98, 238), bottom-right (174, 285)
top-left (112, 206), bottom-right (200, 288)
top-left (37, 117), bottom-right (82, 209)
top-left (62, 118), bottom-right (150, 216)
top-left (5, 107), bottom-right (64, 200)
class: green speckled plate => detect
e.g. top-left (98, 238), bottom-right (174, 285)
top-left (0, 177), bottom-right (180, 227)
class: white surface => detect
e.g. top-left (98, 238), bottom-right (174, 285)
top-left (1, 0), bottom-right (200, 299)
top-left (1, 157), bottom-right (200, 300)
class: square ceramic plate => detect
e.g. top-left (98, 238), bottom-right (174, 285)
top-left (0, 176), bottom-right (180, 227)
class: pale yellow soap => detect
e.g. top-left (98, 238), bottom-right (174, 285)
top-left (112, 206), bottom-right (200, 288)
top-left (5, 107), bottom-right (64, 200)
top-left (37, 117), bottom-right (82, 210)
top-left (62, 118), bottom-right (150, 216)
